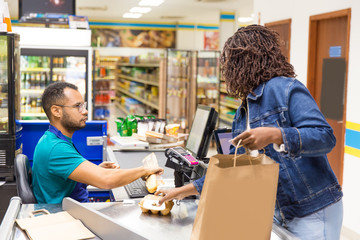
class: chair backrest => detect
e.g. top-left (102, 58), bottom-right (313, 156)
top-left (14, 154), bottom-right (37, 204)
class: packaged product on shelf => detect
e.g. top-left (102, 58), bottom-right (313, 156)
top-left (165, 124), bottom-right (180, 137)
top-left (146, 115), bottom-right (156, 119)
top-left (126, 115), bottom-right (137, 136)
top-left (115, 117), bottom-right (128, 137)
top-left (154, 119), bottom-right (166, 133)
top-left (137, 120), bottom-right (149, 136)
top-left (148, 119), bottom-right (155, 131)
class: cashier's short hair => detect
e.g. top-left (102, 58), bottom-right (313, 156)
top-left (42, 82), bottom-right (78, 120)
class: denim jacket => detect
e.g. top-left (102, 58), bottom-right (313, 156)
top-left (193, 76), bottom-right (342, 221)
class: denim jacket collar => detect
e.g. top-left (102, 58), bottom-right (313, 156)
top-left (248, 82), bottom-right (266, 101)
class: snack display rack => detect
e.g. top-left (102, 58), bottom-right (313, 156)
top-left (93, 52), bottom-right (118, 120)
top-left (219, 77), bottom-right (241, 128)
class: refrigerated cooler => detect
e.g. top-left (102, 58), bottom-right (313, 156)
top-left (165, 49), bottom-right (193, 133)
top-left (20, 48), bottom-right (91, 120)
top-left (194, 50), bottom-right (220, 111)
top-left (0, 32), bottom-right (21, 181)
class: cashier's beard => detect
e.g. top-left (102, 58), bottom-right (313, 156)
top-left (61, 110), bottom-right (87, 132)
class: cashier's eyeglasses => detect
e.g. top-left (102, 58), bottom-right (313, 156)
top-left (55, 102), bottom-right (87, 113)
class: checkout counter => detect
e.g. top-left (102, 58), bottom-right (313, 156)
top-left (0, 148), bottom-right (298, 240)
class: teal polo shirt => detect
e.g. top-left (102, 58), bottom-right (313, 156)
top-left (32, 130), bottom-right (86, 204)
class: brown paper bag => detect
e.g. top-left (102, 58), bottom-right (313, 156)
top-left (191, 148), bottom-right (279, 240)
top-left (16, 210), bottom-right (95, 240)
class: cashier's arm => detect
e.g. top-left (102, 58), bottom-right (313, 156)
top-left (68, 161), bottom-right (163, 189)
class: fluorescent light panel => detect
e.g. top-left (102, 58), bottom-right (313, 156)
top-left (138, 0), bottom-right (164, 7)
top-left (130, 7), bottom-right (152, 13)
top-left (123, 12), bottom-right (142, 18)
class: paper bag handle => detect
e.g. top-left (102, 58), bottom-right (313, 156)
top-left (233, 140), bottom-right (251, 167)
top-left (29, 209), bottom-right (50, 218)
top-left (233, 140), bottom-right (266, 167)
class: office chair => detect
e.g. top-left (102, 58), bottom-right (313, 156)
top-left (14, 154), bottom-right (37, 204)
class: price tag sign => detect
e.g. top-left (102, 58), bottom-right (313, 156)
top-left (68, 15), bottom-right (89, 29)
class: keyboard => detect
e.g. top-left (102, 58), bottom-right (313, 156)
top-left (124, 178), bottom-right (149, 198)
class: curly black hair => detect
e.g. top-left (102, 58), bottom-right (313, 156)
top-left (220, 24), bottom-right (296, 100)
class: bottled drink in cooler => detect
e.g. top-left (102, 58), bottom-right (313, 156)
top-left (30, 73), bottom-right (35, 89)
top-left (37, 56), bottom-right (42, 68)
top-left (25, 73), bottom-right (31, 89)
top-left (42, 56), bottom-right (49, 68)
top-left (21, 72), bottom-right (25, 89)
top-left (53, 57), bottom-right (58, 68)
top-left (40, 72), bottom-right (47, 89)
top-left (36, 73), bottom-right (41, 89)
top-left (36, 98), bottom-right (42, 113)
top-left (59, 57), bottom-right (64, 68)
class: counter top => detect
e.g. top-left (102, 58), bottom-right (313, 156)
top-left (4, 197), bottom-right (297, 240)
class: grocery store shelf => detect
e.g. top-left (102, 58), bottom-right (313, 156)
top-left (115, 101), bottom-right (130, 115)
top-left (95, 76), bottom-right (115, 81)
top-left (117, 88), bottom-right (159, 110)
top-left (117, 62), bottom-right (159, 68)
top-left (21, 67), bottom-right (50, 72)
top-left (118, 74), bottom-right (159, 87)
top-left (220, 88), bottom-right (227, 94)
top-left (220, 101), bottom-right (239, 109)
top-left (21, 112), bottom-right (47, 117)
top-left (21, 89), bottom-right (44, 95)
top-left (94, 103), bottom-right (112, 107)
top-left (219, 115), bottom-right (233, 124)
top-left (53, 68), bottom-right (86, 73)
top-left (97, 65), bottom-right (116, 69)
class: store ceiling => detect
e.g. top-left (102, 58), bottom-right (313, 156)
top-left (9, 0), bottom-right (254, 24)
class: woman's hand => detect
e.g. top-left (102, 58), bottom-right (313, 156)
top-left (231, 127), bottom-right (283, 150)
top-left (155, 183), bottom-right (199, 205)
top-left (99, 162), bottom-right (120, 169)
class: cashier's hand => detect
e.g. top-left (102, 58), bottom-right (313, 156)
top-left (231, 127), bottom-right (283, 150)
top-left (144, 167), bottom-right (164, 178)
top-left (99, 162), bottom-right (120, 169)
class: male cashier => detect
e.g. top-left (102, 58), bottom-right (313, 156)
top-left (32, 82), bottom-right (163, 203)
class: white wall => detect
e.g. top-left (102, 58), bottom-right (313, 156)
top-left (176, 29), bottom-right (206, 50)
top-left (254, 0), bottom-right (360, 236)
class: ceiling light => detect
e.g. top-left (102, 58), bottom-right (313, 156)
top-left (238, 17), bottom-right (253, 23)
top-left (123, 13), bottom-right (142, 18)
top-left (138, 0), bottom-right (164, 7)
top-left (130, 7), bottom-right (152, 13)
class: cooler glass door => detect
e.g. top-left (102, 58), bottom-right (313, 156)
top-left (20, 55), bottom-right (50, 119)
top-left (196, 51), bottom-right (220, 111)
top-left (52, 55), bottom-right (87, 98)
top-left (0, 35), bottom-right (9, 132)
top-left (166, 50), bottom-right (191, 132)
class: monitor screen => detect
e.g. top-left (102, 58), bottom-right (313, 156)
top-left (214, 129), bottom-right (232, 154)
top-left (19, 0), bottom-right (75, 24)
top-left (186, 105), bottom-right (218, 159)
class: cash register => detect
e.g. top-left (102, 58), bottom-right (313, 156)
top-left (124, 105), bottom-right (218, 197)
top-left (165, 105), bottom-right (218, 187)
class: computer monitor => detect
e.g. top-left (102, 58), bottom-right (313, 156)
top-left (214, 128), bottom-right (232, 154)
top-left (186, 105), bottom-right (218, 159)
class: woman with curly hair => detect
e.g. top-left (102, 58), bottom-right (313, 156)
top-left (156, 25), bottom-right (343, 240)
